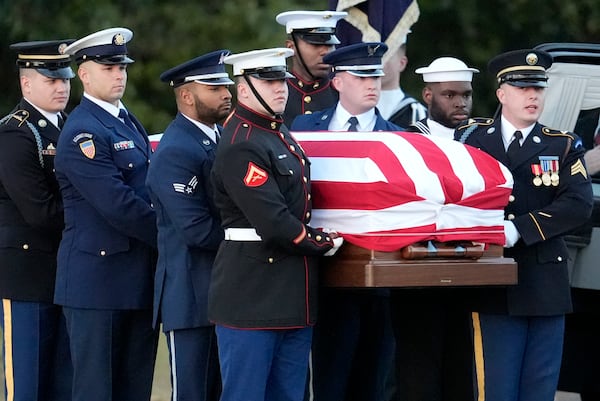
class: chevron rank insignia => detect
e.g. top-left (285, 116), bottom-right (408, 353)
top-left (571, 159), bottom-right (588, 179)
top-left (173, 176), bottom-right (198, 195)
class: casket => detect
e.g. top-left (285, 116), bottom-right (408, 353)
top-left (293, 131), bottom-right (518, 288)
top-left (320, 242), bottom-right (517, 288)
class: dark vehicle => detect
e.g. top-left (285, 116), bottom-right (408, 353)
top-left (536, 42), bottom-right (600, 401)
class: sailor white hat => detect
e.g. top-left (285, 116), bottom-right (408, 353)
top-left (415, 57), bottom-right (479, 82)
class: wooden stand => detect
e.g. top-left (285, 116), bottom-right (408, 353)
top-left (321, 243), bottom-right (517, 288)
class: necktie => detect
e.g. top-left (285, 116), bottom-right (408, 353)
top-left (594, 118), bottom-right (600, 147)
top-left (119, 109), bottom-right (139, 133)
top-left (57, 114), bottom-right (64, 129)
top-left (214, 128), bottom-right (220, 144)
top-left (347, 116), bottom-right (359, 132)
top-left (507, 130), bottom-right (523, 164)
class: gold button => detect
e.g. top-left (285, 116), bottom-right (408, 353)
top-left (22, 244), bottom-right (29, 250)
top-left (307, 194), bottom-right (311, 200)
top-left (290, 145), bottom-right (296, 152)
top-left (316, 235), bottom-right (322, 241)
top-left (507, 214), bottom-right (515, 220)
top-left (557, 256), bottom-right (563, 262)
top-left (298, 81), bottom-right (304, 88)
top-left (313, 82), bottom-right (320, 89)
top-left (268, 257), bottom-right (274, 263)
top-left (303, 177), bottom-right (308, 183)
top-left (280, 133), bottom-right (285, 139)
top-left (306, 212), bottom-right (311, 218)
top-left (305, 110), bottom-right (312, 114)
top-left (307, 233), bottom-right (312, 238)
top-left (289, 170), bottom-right (294, 175)
top-left (243, 123), bottom-right (249, 128)
top-left (100, 250), bottom-right (106, 256)
top-left (301, 159), bottom-right (306, 165)
top-left (304, 96), bottom-right (312, 104)
top-left (508, 195), bottom-right (515, 202)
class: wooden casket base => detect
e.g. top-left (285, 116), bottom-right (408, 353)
top-left (321, 243), bottom-right (517, 288)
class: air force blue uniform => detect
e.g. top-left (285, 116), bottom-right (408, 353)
top-left (54, 28), bottom-right (158, 401)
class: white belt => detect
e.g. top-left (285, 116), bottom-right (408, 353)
top-left (224, 228), bottom-right (262, 241)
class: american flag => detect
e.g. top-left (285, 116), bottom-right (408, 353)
top-left (294, 131), bottom-right (513, 252)
top-left (329, 0), bottom-right (420, 63)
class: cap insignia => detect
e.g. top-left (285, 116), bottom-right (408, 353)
top-left (368, 44), bottom-right (381, 57)
top-left (526, 53), bottom-right (538, 66)
top-left (113, 33), bottom-right (126, 46)
top-left (219, 52), bottom-right (226, 65)
top-left (58, 43), bottom-right (69, 55)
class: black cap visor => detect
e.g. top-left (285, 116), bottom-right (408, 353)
top-left (244, 66), bottom-right (293, 81)
top-left (500, 72), bottom-right (548, 88)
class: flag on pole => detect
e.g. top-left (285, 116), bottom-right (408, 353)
top-left (294, 131), bottom-right (513, 252)
top-left (329, 0), bottom-right (420, 63)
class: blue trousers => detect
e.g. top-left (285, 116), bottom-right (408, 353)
top-left (216, 325), bottom-right (312, 401)
top-left (0, 299), bottom-right (72, 401)
top-left (165, 327), bottom-right (221, 401)
top-left (63, 307), bottom-right (158, 401)
top-left (472, 312), bottom-right (565, 401)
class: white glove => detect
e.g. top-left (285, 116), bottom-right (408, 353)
top-left (503, 220), bottom-right (520, 248)
top-left (324, 236), bottom-right (344, 256)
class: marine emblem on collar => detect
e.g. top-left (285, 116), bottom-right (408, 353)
top-left (113, 33), bottom-right (126, 45)
top-left (526, 53), bottom-right (538, 66)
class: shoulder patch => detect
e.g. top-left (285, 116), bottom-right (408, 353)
top-left (73, 132), bottom-right (94, 143)
top-left (244, 162), bottom-right (268, 187)
top-left (456, 117), bottom-right (495, 131)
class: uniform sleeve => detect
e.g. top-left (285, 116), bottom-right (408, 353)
top-left (514, 139), bottom-right (593, 245)
top-left (0, 126), bottom-right (63, 232)
top-left (218, 140), bottom-right (333, 256)
top-left (147, 144), bottom-right (222, 250)
top-left (56, 129), bottom-right (157, 247)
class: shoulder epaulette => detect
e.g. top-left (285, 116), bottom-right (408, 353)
top-left (1, 110), bottom-right (30, 127)
top-left (456, 117), bottom-right (495, 131)
top-left (541, 126), bottom-right (575, 140)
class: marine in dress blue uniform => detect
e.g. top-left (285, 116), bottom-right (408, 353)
top-left (455, 49), bottom-right (593, 401)
top-left (209, 48), bottom-right (339, 401)
top-left (54, 28), bottom-right (158, 401)
top-left (291, 43), bottom-right (399, 401)
top-left (0, 39), bottom-right (74, 401)
top-left (146, 50), bottom-right (234, 401)
top-left (276, 10), bottom-right (347, 125)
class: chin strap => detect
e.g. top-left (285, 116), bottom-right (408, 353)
top-left (243, 75), bottom-right (279, 118)
top-left (292, 34), bottom-right (317, 82)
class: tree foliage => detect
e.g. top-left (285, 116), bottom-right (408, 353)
top-left (0, 0), bottom-right (599, 131)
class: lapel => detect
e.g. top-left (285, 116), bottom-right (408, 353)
top-left (509, 123), bottom-right (549, 169)
top-left (19, 99), bottom-right (60, 144)
top-left (81, 98), bottom-right (150, 158)
top-left (175, 113), bottom-right (217, 152)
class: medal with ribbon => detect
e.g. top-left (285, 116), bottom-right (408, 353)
top-left (539, 156), bottom-right (559, 186)
top-left (531, 164), bottom-right (542, 186)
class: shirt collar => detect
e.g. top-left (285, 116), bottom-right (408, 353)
top-left (332, 103), bottom-right (376, 131)
top-left (84, 92), bottom-right (124, 119)
top-left (500, 116), bottom-right (535, 148)
top-left (181, 113), bottom-right (218, 143)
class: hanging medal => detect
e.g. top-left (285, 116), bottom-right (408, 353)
top-left (539, 156), bottom-right (559, 187)
top-left (550, 158), bottom-right (560, 186)
top-left (531, 164), bottom-right (542, 186)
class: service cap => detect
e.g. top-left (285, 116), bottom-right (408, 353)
top-left (160, 50), bottom-right (234, 87)
top-left (415, 57), bottom-right (479, 83)
top-left (225, 48), bottom-right (294, 81)
top-left (324, 42), bottom-right (388, 77)
top-left (276, 10), bottom-right (347, 45)
top-left (10, 40), bottom-right (75, 79)
top-left (64, 27), bottom-right (134, 65)
top-left (488, 49), bottom-right (553, 88)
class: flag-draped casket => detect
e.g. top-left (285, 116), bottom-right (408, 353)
top-left (295, 131), bottom-right (513, 251)
top-left (293, 131), bottom-right (518, 287)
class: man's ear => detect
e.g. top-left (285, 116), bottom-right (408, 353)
top-left (422, 86), bottom-right (433, 106)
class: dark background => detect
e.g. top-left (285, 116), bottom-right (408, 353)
top-left (0, 0), bottom-right (599, 133)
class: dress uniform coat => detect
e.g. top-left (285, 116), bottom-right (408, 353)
top-left (54, 96), bottom-right (157, 310)
top-left (0, 100), bottom-right (72, 400)
top-left (455, 118), bottom-right (593, 315)
top-left (209, 103), bottom-right (334, 329)
top-left (0, 100), bottom-right (64, 301)
top-left (283, 73), bottom-right (338, 125)
top-left (146, 112), bottom-right (223, 331)
top-left (290, 105), bottom-right (400, 132)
